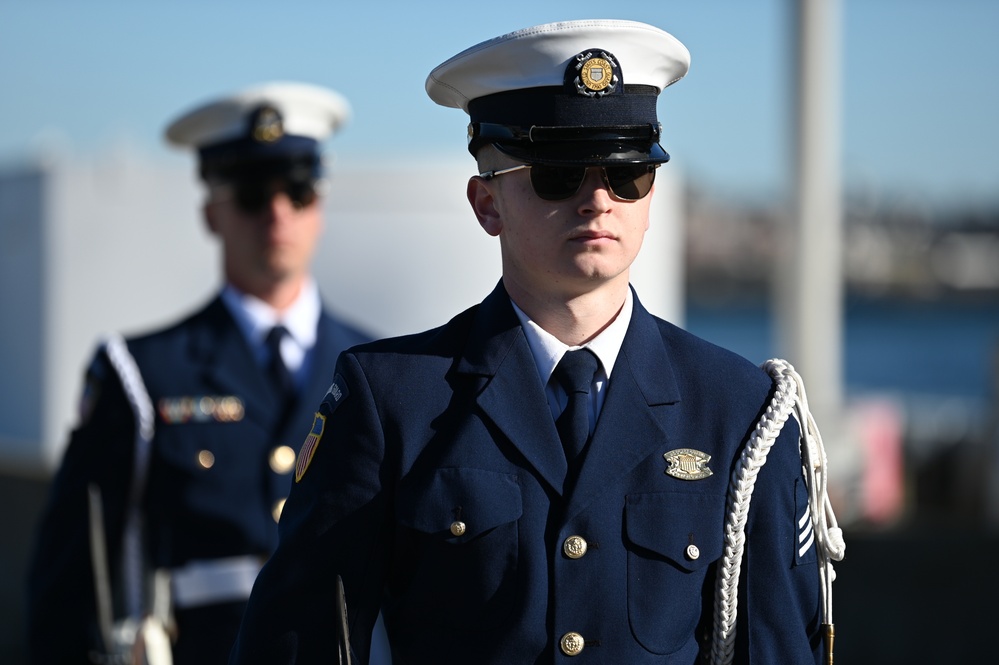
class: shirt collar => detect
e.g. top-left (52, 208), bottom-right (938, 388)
top-left (511, 288), bottom-right (633, 386)
top-left (220, 278), bottom-right (321, 351)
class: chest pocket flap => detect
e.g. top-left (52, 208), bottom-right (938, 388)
top-left (626, 491), bottom-right (726, 571)
top-left (397, 467), bottom-right (522, 542)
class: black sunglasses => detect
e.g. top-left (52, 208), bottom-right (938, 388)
top-left (478, 163), bottom-right (658, 202)
top-left (214, 178), bottom-right (321, 214)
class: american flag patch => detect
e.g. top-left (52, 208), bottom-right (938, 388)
top-left (295, 413), bottom-right (326, 483)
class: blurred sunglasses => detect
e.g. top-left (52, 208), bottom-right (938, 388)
top-left (212, 178), bottom-right (324, 214)
top-left (478, 163), bottom-right (658, 202)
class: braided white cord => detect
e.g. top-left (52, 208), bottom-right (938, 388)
top-left (103, 334), bottom-right (156, 621)
top-left (708, 358), bottom-right (846, 664)
top-left (708, 360), bottom-right (798, 665)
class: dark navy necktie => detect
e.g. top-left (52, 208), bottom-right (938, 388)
top-left (552, 348), bottom-right (599, 464)
top-left (265, 325), bottom-right (295, 407)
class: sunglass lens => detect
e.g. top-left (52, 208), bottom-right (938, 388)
top-left (529, 165), bottom-right (587, 201)
top-left (233, 179), bottom-right (317, 213)
top-left (605, 165), bottom-right (656, 201)
top-left (528, 164), bottom-right (657, 201)
top-left (287, 181), bottom-right (318, 209)
top-left (234, 182), bottom-right (269, 213)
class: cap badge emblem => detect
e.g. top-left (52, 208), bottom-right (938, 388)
top-left (663, 448), bottom-right (713, 481)
top-left (574, 51), bottom-right (619, 97)
top-left (251, 105), bottom-right (284, 143)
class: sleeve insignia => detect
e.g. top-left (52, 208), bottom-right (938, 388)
top-left (797, 507), bottom-right (816, 560)
top-left (319, 373), bottom-right (350, 416)
top-left (295, 412), bottom-right (326, 483)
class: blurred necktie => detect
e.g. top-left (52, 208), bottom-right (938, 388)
top-left (265, 325), bottom-right (295, 410)
top-left (552, 348), bottom-right (599, 465)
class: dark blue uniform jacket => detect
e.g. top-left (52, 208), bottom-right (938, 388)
top-left (27, 295), bottom-right (369, 665)
top-left (231, 283), bottom-right (822, 664)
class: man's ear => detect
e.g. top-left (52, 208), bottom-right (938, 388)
top-left (203, 200), bottom-right (219, 235)
top-left (467, 176), bottom-right (503, 237)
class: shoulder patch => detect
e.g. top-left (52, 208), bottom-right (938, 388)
top-left (319, 373), bottom-right (350, 416)
top-left (295, 412), bottom-right (327, 483)
top-left (297, 374), bottom-right (350, 482)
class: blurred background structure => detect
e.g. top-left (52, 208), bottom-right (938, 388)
top-left (2, 1), bottom-right (998, 662)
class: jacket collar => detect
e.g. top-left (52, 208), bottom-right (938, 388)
top-left (457, 282), bottom-right (681, 498)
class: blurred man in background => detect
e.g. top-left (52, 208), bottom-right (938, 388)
top-left (26, 82), bottom-right (389, 664)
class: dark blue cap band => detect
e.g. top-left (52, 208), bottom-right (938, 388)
top-left (198, 135), bottom-right (321, 181)
top-left (465, 84), bottom-right (664, 163)
top-left (467, 84), bottom-right (659, 130)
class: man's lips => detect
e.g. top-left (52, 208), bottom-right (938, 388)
top-left (570, 229), bottom-right (616, 243)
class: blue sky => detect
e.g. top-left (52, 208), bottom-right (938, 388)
top-left (2, 0), bottom-right (997, 208)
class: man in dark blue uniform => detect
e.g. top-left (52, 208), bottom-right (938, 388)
top-left (26, 82), bottom-right (382, 665)
top-left (231, 21), bottom-right (825, 664)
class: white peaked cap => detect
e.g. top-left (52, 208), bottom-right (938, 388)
top-left (425, 19), bottom-right (690, 164)
top-left (426, 19), bottom-right (690, 112)
top-left (164, 81), bottom-right (351, 150)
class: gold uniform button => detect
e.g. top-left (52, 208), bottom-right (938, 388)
top-left (563, 535), bottom-right (588, 559)
top-left (269, 445), bottom-right (296, 474)
top-left (197, 450), bottom-right (215, 469)
top-left (449, 521), bottom-right (466, 537)
top-left (272, 498), bottom-right (286, 522)
top-left (560, 631), bottom-right (585, 656)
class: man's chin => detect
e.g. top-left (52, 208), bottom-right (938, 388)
top-left (253, 261), bottom-right (294, 284)
top-left (260, 252), bottom-right (295, 276)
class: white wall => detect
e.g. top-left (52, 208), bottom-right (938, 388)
top-left (319, 156), bottom-right (685, 338)
top-left (0, 151), bottom-right (684, 475)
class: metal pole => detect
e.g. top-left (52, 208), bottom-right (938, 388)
top-left (779, 0), bottom-right (844, 426)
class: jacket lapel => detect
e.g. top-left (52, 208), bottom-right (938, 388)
top-left (565, 293), bottom-right (682, 520)
top-left (192, 297), bottom-right (282, 431)
top-left (457, 283), bottom-right (569, 495)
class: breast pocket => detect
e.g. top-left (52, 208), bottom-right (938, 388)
top-left (625, 491), bottom-right (726, 655)
top-left (395, 467), bottom-right (522, 630)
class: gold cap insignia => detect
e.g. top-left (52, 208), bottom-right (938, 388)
top-left (252, 106), bottom-right (284, 143)
top-left (572, 50), bottom-right (619, 97)
top-left (663, 448), bottom-right (713, 481)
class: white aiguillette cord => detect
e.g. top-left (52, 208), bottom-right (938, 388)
top-left (709, 358), bottom-right (846, 665)
top-left (102, 333), bottom-right (157, 623)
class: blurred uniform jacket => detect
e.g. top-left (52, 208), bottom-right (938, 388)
top-left (27, 294), bottom-right (369, 665)
top-left (230, 282), bottom-right (823, 665)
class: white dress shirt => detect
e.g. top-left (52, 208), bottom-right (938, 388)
top-left (220, 278), bottom-right (321, 390)
top-left (511, 288), bottom-right (634, 435)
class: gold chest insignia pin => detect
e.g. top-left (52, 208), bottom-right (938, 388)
top-left (663, 448), bottom-right (713, 481)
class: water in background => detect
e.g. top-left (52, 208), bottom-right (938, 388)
top-left (685, 294), bottom-right (999, 403)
